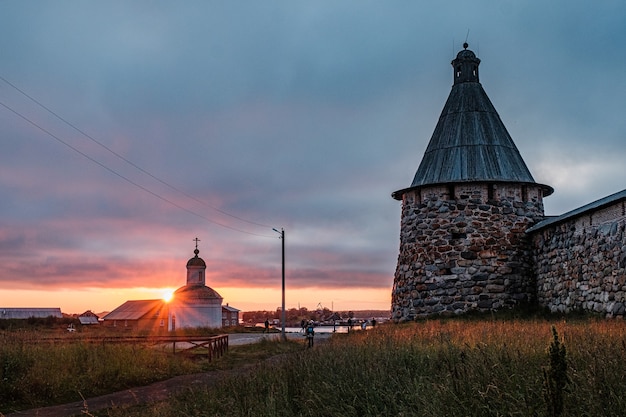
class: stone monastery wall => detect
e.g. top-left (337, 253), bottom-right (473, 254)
top-left (392, 182), bottom-right (545, 320)
top-left (531, 199), bottom-right (626, 317)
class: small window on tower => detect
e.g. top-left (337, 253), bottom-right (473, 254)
top-left (198, 271), bottom-right (203, 282)
top-left (447, 184), bottom-right (455, 200)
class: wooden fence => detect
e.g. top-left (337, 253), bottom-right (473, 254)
top-left (31, 334), bottom-right (229, 361)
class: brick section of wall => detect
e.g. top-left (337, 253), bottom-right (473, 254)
top-left (392, 183), bottom-right (545, 321)
top-left (569, 202), bottom-right (626, 236)
top-left (532, 203), bottom-right (626, 317)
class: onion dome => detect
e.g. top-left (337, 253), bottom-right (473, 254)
top-left (187, 248), bottom-right (206, 267)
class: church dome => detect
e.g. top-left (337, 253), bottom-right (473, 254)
top-left (455, 47), bottom-right (477, 60)
top-left (187, 248), bottom-right (206, 267)
top-left (174, 285), bottom-right (222, 300)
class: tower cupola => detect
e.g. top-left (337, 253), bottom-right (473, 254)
top-left (452, 42), bottom-right (480, 84)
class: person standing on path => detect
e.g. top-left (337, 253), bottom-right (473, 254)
top-left (305, 321), bottom-right (315, 348)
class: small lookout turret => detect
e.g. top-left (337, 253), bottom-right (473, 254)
top-left (452, 42), bottom-right (480, 84)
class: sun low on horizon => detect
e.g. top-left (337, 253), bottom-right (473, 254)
top-left (162, 289), bottom-right (175, 303)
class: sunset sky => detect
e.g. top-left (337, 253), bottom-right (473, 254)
top-left (1, 2), bottom-right (625, 314)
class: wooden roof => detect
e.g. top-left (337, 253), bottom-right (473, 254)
top-left (393, 45), bottom-right (553, 199)
top-left (101, 300), bottom-right (164, 321)
top-left (0, 308), bottom-right (62, 319)
top-left (526, 188), bottom-right (626, 233)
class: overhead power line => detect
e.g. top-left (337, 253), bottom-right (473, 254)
top-left (0, 74), bottom-right (273, 231)
top-left (0, 99), bottom-right (277, 238)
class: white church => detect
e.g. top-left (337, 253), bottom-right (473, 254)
top-left (102, 241), bottom-right (239, 331)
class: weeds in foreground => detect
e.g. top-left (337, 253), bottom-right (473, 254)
top-left (543, 326), bottom-right (570, 417)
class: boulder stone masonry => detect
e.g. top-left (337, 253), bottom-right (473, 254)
top-left (533, 200), bottom-right (626, 317)
top-left (392, 183), bottom-right (545, 321)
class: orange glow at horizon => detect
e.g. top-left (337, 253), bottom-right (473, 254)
top-left (217, 286), bottom-right (391, 312)
top-left (2, 286), bottom-right (391, 315)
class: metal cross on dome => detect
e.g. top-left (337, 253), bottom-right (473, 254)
top-left (193, 237), bottom-right (201, 249)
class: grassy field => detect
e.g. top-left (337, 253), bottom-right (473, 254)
top-left (0, 325), bottom-right (299, 414)
top-left (104, 317), bottom-right (626, 417)
top-left (3, 317), bottom-right (626, 416)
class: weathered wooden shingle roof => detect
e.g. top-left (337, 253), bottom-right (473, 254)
top-left (411, 81), bottom-right (536, 186)
top-left (394, 44), bottom-right (553, 199)
top-left (101, 300), bottom-right (164, 321)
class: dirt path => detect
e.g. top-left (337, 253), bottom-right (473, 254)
top-left (5, 367), bottom-right (253, 417)
top-left (3, 333), bottom-right (331, 417)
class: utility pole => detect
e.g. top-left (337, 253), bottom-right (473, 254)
top-left (273, 227), bottom-right (286, 341)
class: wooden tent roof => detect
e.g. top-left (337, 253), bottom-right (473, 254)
top-left (393, 44), bottom-right (553, 200)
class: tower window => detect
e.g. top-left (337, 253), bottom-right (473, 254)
top-left (447, 184), bottom-right (455, 200)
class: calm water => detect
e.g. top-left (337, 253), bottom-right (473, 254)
top-left (282, 325), bottom-right (366, 334)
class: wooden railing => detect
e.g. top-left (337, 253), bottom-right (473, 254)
top-left (29, 334), bottom-right (229, 361)
top-left (149, 335), bottom-right (229, 359)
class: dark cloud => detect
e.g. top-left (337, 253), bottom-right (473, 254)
top-left (1, 1), bottom-right (625, 310)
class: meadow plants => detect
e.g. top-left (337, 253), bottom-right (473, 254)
top-left (5, 318), bottom-right (626, 416)
top-left (0, 331), bottom-right (201, 412)
top-left (120, 318), bottom-right (626, 417)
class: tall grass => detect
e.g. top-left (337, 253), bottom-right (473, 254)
top-left (0, 332), bottom-right (201, 412)
top-left (0, 330), bottom-right (303, 414)
top-left (5, 319), bottom-right (626, 416)
top-left (109, 318), bottom-right (626, 417)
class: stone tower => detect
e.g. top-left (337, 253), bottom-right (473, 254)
top-left (391, 44), bottom-right (553, 321)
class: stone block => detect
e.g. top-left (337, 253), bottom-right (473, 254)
top-left (461, 251), bottom-right (478, 260)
